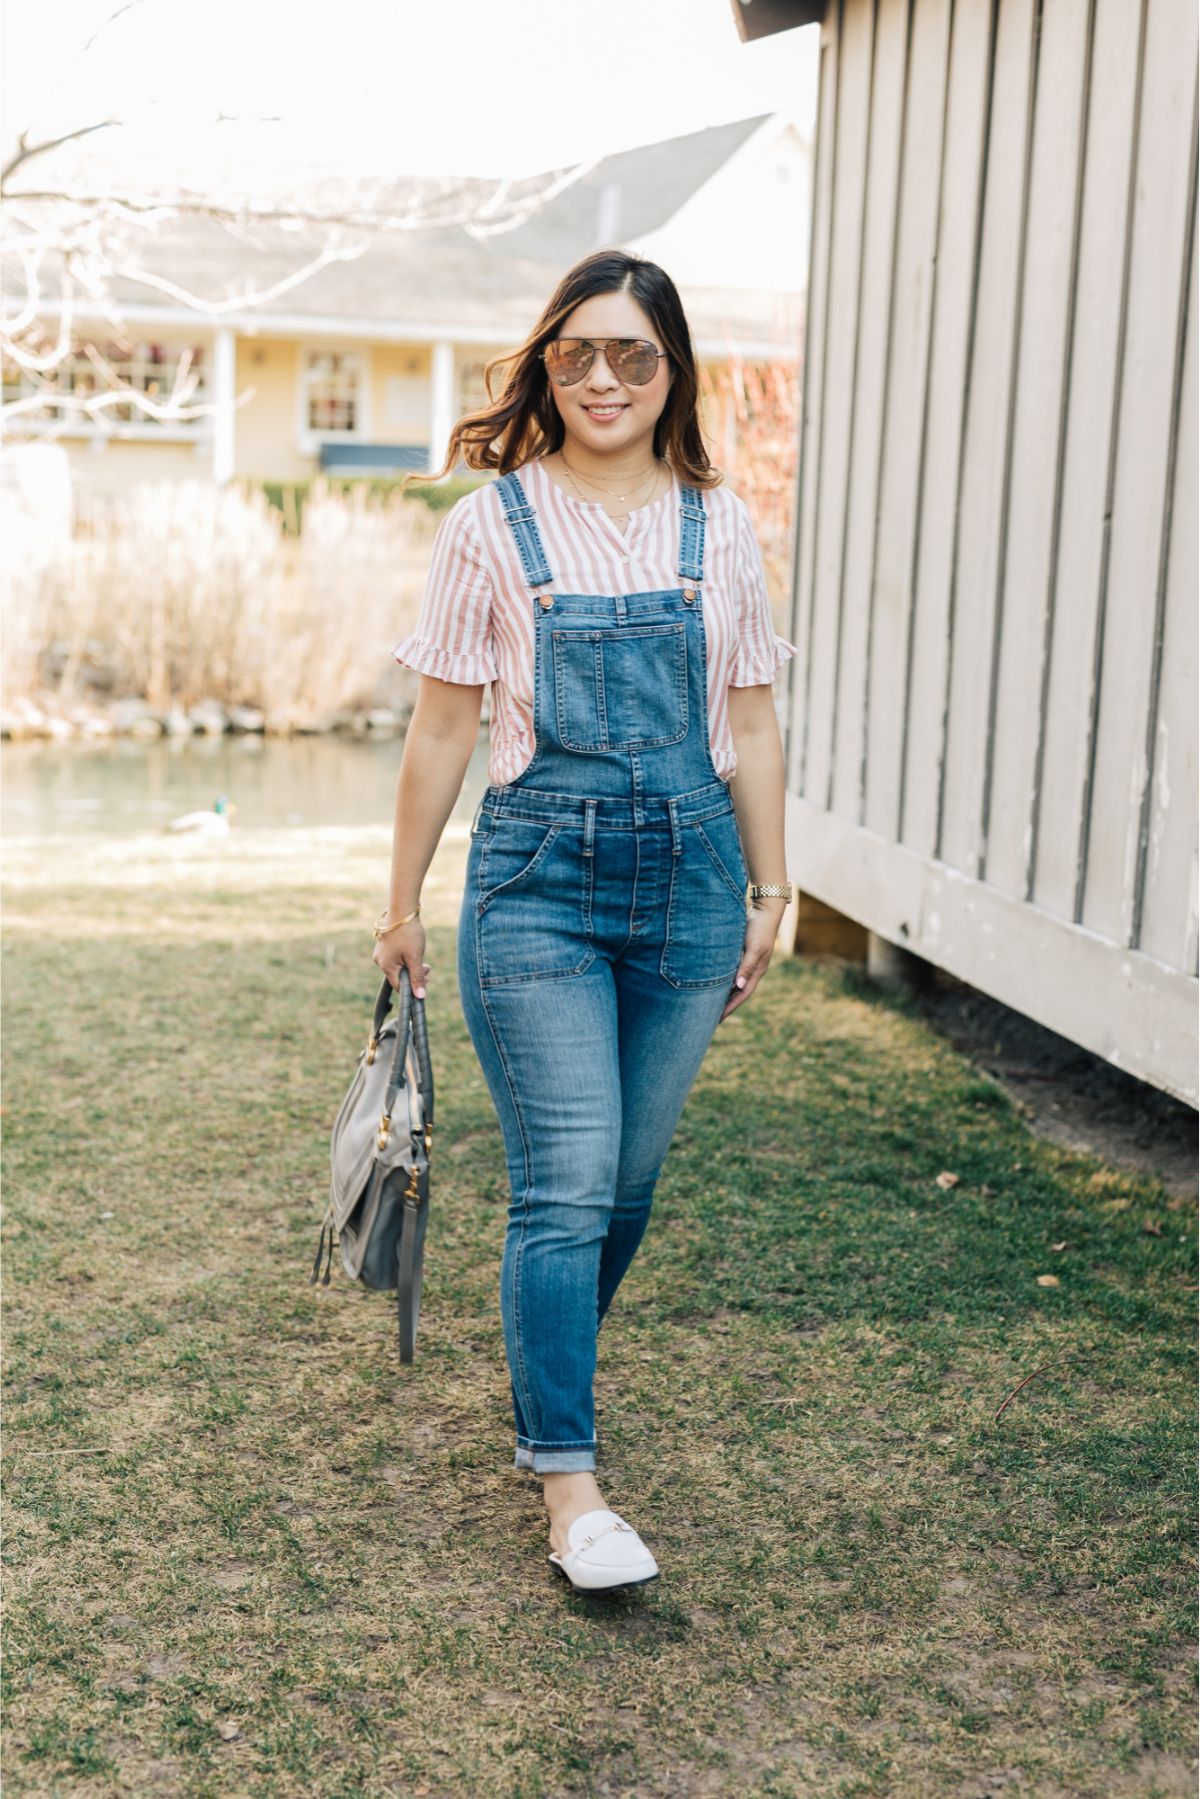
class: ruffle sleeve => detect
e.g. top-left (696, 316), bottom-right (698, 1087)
top-left (391, 496), bottom-right (499, 685)
top-left (730, 497), bottom-right (799, 687)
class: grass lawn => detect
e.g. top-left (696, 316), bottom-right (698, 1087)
top-left (2, 822), bottom-right (1196, 1797)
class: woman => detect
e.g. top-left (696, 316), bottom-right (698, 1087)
top-left (373, 249), bottom-right (797, 1592)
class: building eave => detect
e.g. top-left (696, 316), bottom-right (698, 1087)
top-left (728, 0), bottom-right (825, 42)
top-left (21, 297), bottom-right (800, 361)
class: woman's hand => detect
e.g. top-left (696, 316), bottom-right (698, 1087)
top-left (372, 918), bottom-right (431, 1000)
top-left (720, 901), bottom-right (786, 1022)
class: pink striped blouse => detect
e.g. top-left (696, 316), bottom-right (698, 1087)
top-left (391, 455), bottom-right (798, 787)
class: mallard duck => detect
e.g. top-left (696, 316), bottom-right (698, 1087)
top-left (165, 795), bottom-right (237, 835)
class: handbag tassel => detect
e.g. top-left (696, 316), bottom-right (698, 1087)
top-left (309, 1204), bottom-right (336, 1286)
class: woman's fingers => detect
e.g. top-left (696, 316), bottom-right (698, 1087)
top-left (719, 947), bottom-right (771, 1021)
top-left (719, 910), bottom-right (785, 1019)
top-left (371, 925), bottom-right (429, 995)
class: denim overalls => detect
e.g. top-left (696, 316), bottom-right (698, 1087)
top-left (457, 468), bottom-right (750, 1474)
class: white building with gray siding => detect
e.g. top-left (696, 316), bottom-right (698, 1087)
top-left (735, 0), bottom-right (1198, 1105)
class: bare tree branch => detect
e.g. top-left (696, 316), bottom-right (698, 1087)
top-left (2, 121), bottom-right (120, 186)
top-left (112, 236), bottom-right (370, 315)
top-left (1, 69), bottom-right (597, 434)
top-left (3, 156), bottom-right (600, 237)
top-left (82, 0), bottom-right (153, 54)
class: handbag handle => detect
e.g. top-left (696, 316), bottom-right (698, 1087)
top-left (408, 976), bottom-right (435, 1127)
top-left (377, 967), bottom-right (434, 1130)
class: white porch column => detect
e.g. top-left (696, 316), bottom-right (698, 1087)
top-left (429, 340), bottom-right (455, 476)
top-left (212, 327), bottom-right (236, 485)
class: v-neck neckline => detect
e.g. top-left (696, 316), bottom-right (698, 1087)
top-left (532, 456), bottom-right (677, 550)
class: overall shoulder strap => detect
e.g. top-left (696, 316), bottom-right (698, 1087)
top-left (677, 483), bottom-right (707, 584)
top-left (494, 469), bottom-right (554, 590)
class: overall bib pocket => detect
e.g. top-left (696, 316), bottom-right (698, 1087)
top-left (660, 810), bottom-right (749, 989)
top-left (553, 622), bottom-right (689, 752)
top-left (476, 818), bottom-right (595, 985)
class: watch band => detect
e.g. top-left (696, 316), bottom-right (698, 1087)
top-left (749, 882), bottom-right (793, 903)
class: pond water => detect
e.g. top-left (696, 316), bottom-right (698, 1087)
top-left (1, 728), bottom-right (493, 838)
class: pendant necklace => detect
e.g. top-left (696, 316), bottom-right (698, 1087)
top-left (559, 453), bottom-right (664, 516)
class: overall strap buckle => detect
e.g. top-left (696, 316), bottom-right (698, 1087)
top-left (495, 470), bottom-right (555, 592)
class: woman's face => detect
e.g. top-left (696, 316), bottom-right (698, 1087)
top-left (546, 291), bottom-right (674, 459)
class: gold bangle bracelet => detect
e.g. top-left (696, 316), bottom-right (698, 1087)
top-left (373, 904), bottom-right (421, 940)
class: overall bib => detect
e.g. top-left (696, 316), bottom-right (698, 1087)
top-left (457, 469), bottom-right (750, 1474)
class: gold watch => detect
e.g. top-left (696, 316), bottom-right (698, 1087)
top-left (748, 882), bottom-right (793, 903)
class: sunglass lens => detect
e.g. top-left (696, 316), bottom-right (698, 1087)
top-left (608, 341), bottom-right (661, 384)
top-left (544, 341), bottom-right (593, 385)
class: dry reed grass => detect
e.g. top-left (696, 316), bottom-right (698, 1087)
top-left (2, 479), bottom-right (437, 729)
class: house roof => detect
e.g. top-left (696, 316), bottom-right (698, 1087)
top-left (453, 113), bottom-right (775, 265)
top-left (3, 112), bottom-right (802, 352)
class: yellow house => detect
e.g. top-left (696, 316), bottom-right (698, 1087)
top-left (2, 113), bottom-right (808, 498)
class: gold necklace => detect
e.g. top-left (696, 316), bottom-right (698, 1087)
top-left (558, 459), bottom-right (664, 521)
top-left (559, 451), bottom-right (662, 505)
top-left (557, 453), bottom-right (662, 503)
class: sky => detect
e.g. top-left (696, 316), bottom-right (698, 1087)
top-left (2, 0), bottom-right (819, 196)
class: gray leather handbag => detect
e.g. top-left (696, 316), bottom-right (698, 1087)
top-left (310, 966), bottom-right (433, 1363)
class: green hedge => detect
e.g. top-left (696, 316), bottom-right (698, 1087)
top-left (245, 473), bottom-right (488, 532)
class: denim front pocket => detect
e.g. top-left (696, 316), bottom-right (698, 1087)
top-left (552, 623), bottom-right (688, 752)
top-left (660, 811), bottom-right (748, 989)
top-left (476, 818), bottom-right (595, 985)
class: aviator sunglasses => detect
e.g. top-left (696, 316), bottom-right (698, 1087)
top-left (541, 337), bottom-right (669, 387)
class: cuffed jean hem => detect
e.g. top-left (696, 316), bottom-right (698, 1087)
top-left (514, 1438), bottom-right (597, 1474)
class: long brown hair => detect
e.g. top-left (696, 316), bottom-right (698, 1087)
top-left (402, 249), bottom-right (721, 492)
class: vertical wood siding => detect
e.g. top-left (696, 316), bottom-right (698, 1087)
top-left (786, 0), bottom-right (1198, 1098)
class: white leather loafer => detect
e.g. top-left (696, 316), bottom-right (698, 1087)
top-left (548, 1508), bottom-right (660, 1592)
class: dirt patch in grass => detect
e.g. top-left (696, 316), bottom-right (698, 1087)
top-left (904, 970), bottom-right (1197, 1206)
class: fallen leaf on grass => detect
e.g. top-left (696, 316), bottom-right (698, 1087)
top-left (1050, 1241), bottom-right (1068, 1252)
top-left (936, 1171), bottom-right (960, 1189)
top-left (1035, 1274), bottom-right (1060, 1288)
top-left (1143, 1219), bottom-right (1164, 1237)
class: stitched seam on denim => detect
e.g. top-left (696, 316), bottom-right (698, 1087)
top-left (695, 819), bottom-right (751, 905)
top-left (514, 609), bottom-right (546, 785)
top-left (581, 825), bottom-right (594, 935)
top-left (480, 956), bottom-right (595, 987)
top-left (474, 892), bottom-right (536, 1439)
top-left (488, 794), bottom-right (730, 828)
top-left (615, 825), bottom-right (640, 960)
top-left (515, 1435), bottom-right (596, 1449)
top-left (594, 639), bottom-right (608, 747)
top-left (496, 471), bottom-right (553, 588)
top-left (677, 486), bottom-right (708, 582)
top-left (664, 968), bottom-right (740, 989)
top-left (475, 928), bottom-right (540, 1443)
top-left (495, 474), bottom-right (536, 585)
top-left (476, 822), bottom-right (560, 909)
top-left (659, 819), bottom-right (681, 987)
top-left (678, 490), bottom-right (698, 580)
top-left (660, 832), bottom-right (743, 989)
top-left (477, 843), bottom-right (595, 981)
top-left (625, 827), bottom-right (662, 940)
top-left (553, 627), bottom-right (689, 752)
top-left (691, 591), bottom-right (724, 787)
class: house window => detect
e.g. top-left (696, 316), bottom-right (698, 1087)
top-left (1, 340), bottom-right (206, 425)
top-left (458, 358), bottom-right (498, 418)
top-left (304, 350), bottom-right (362, 433)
